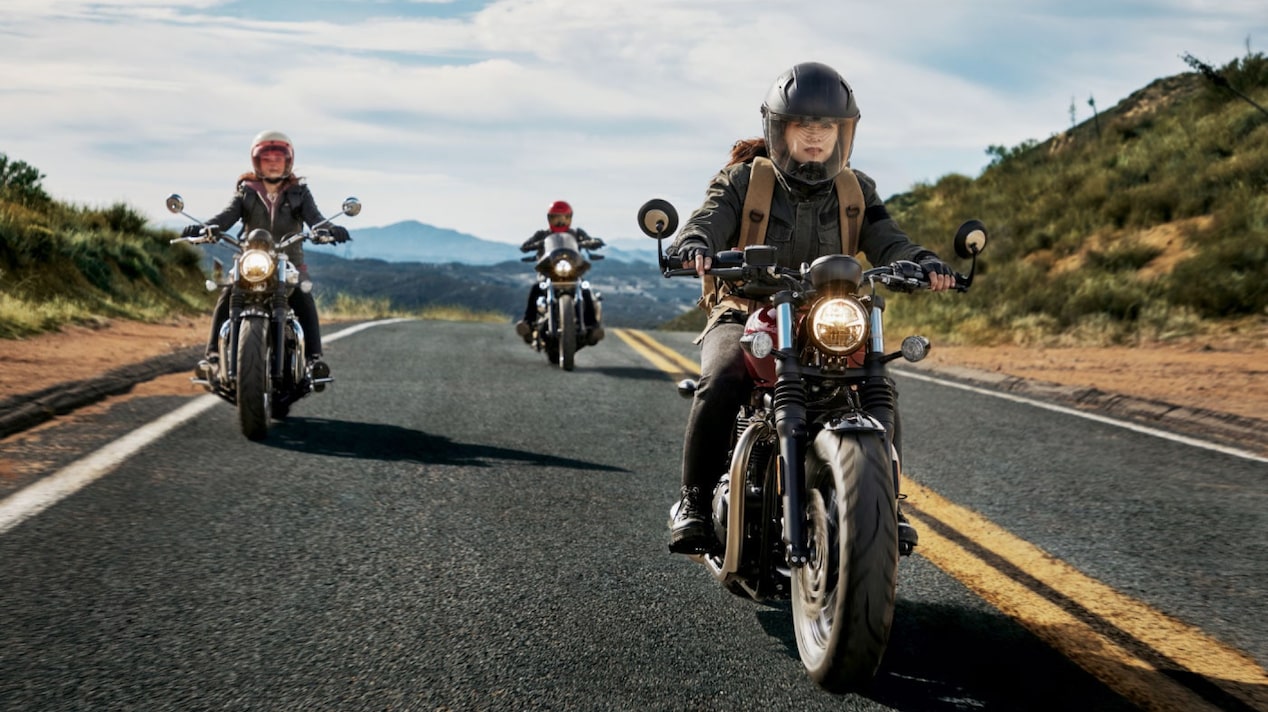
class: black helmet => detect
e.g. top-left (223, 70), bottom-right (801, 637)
top-left (761, 62), bottom-right (859, 186)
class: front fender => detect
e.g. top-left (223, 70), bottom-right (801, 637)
top-left (821, 411), bottom-right (888, 434)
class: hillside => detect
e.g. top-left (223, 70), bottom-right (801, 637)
top-left (2, 52), bottom-right (1265, 344)
top-left (877, 51), bottom-right (1268, 346)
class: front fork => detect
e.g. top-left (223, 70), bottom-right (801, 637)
top-left (777, 296), bottom-right (896, 567)
top-left (772, 294), bottom-right (811, 567)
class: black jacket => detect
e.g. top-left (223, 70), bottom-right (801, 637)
top-left (206, 177), bottom-right (327, 270)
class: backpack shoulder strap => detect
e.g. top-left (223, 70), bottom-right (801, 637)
top-left (834, 168), bottom-right (864, 256)
top-left (698, 158), bottom-right (777, 315)
top-left (739, 156), bottom-right (777, 249)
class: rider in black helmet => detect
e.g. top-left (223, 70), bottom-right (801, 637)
top-left (666, 62), bottom-right (956, 556)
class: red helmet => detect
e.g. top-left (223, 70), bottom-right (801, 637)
top-left (251, 130), bottom-right (294, 180)
top-left (547, 200), bottom-right (573, 232)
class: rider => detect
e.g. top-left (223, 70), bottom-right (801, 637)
top-left (182, 130), bottom-right (349, 381)
top-left (666, 61), bottom-right (956, 555)
top-left (514, 200), bottom-right (604, 342)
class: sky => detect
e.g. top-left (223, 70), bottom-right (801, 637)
top-left (2, 0), bottom-right (1265, 246)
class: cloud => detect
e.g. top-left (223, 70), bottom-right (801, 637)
top-left (1, 0), bottom-right (1264, 244)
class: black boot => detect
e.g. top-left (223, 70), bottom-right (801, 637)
top-left (308, 355), bottom-right (331, 392)
top-left (898, 503), bottom-right (919, 556)
top-left (669, 486), bottom-right (712, 555)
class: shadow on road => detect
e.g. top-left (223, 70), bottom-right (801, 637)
top-left (750, 597), bottom-right (1137, 710)
top-left (263, 417), bottom-right (628, 473)
top-left (584, 365), bottom-right (689, 382)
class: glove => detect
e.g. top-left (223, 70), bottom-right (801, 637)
top-left (329, 225), bottom-right (350, 243)
top-left (584, 238), bottom-right (604, 250)
top-left (918, 255), bottom-right (954, 278)
top-left (677, 244), bottom-right (711, 262)
top-left (181, 224), bottom-right (205, 238)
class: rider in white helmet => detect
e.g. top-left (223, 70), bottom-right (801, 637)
top-left (181, 130), bottom-right (349, 381)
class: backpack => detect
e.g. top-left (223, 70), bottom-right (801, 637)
top-left (698, 157), bottom-right (865, 314)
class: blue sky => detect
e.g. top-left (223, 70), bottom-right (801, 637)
top-left (2, 0), bottom-right (1264, 246)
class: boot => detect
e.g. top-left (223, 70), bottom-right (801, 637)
top-left (898, 503), bottom-right (919, 556)
top-left (308, 355), bottom-right (331, 392)
top-left (515, 320), bottom-right (532, 344)
top-left (194, 353), bottom-right (219, 382)
top-left (668, 486), bottom-right (712, 555)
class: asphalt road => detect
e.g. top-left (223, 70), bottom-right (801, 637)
top-left (0, 319), bottom-right (1264, 711)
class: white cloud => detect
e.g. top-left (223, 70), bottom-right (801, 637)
top-left (1, 0), bottom-right (1264, 245)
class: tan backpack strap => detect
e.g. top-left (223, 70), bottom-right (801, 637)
top-left (835, 168), bottom-right (864, 256)
top-left (698, 157), bottom-right (778, 313)
top-left (740, 157), bottom-right (776, 249)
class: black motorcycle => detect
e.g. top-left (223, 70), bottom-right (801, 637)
top-left (521, 230), bottom-right (605, 371)
top-left (637, 198), bottom-right (987, 692)
top-left (166, 193), bottom-right (360, 441)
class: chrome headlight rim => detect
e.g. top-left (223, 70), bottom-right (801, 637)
top-left (807, 296), bottom-right (868, 355)
top-left (239, 249), bottom-right (276, 284)
top-left (551, 257), bottom-right (575, 278)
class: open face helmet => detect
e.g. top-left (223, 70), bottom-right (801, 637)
top-left (547, 200), bottom-right (573, 232)
top-left (761, 62), bottom-right (859, 187)
top-left (251, 130), bottom-right (294, 182)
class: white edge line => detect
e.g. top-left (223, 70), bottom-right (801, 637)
top-left (0, 318), bottom-right (413, 536)
top-left (895, 369), bottom-right (1268, 464)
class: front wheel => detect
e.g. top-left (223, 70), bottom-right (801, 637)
top-left (236, 318), bottom-right (271, 441)
top-left (792, 429), bottom-right (898, 692)
top-left (559, 293), bottom-right (577, 371)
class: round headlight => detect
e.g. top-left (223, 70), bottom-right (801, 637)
top-left (553, 258), bottom-right (575, 277)
top-left (239, 250), bottom-right (275, 283)
top-left (807, 297), bottom-right (868, 355)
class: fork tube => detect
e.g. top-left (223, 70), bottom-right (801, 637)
top-left (772, 295), bottom-right (809, 566)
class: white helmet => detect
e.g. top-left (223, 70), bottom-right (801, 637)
top-left (250, 130), bottom-right (294, 180)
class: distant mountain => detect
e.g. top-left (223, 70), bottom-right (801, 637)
top-left (334, 220), bottom-right (661, 266)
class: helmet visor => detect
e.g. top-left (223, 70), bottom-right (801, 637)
top-left (765, 113), bottom-right (856, 185)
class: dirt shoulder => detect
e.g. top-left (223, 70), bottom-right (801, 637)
top-left (1, 317), bottom-right (1265, 448)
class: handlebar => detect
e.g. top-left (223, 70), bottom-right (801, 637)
top-left (663, 259), bottom-right (970, 295)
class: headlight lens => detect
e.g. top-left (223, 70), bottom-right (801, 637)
top-left (239, 250), bottom-right (275, 283)
top-left (807, 297), bottom-right (868, 355)
top-left (553, 258), bottom-right (574, 278)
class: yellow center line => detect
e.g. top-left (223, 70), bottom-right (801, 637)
top-left (905, 481), bottom-right (1268, 711)
top-left (612, 328), bottom-right (700, 378)
top-left (620, 328), bottom-right (1268, 712)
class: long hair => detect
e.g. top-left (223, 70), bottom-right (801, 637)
top-left (236, 172), bottom-right (302, 188)
top-left (727, 137), bottom-right (767, 168)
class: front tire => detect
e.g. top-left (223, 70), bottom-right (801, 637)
top-left (559, 293), bottom-right (577, 371)
top-left (792, 430), bottom-right (898, 692)
top-left (236, 318), bottom-right (271, 441)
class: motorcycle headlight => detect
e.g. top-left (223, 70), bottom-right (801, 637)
top-left (553, 258), bottom-right (575, 278)
top-left (807, 297), bottom-right (868, 355)
top-left (239, 250), bottom-right (275, 284)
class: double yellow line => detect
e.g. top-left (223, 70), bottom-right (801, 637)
top-left (617, 328), bottom-right (1268, 712)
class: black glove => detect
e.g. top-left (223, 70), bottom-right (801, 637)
top-left (584, 238), bottom-right (604, 250)
top-left (676, 244), bottom-right (711, 262)
top-left (329, 225), bottom-right (350, 243)
top-left (918, 255), bottom-right (954, 278)
top-left (181, 224), bottom-right (205, 238)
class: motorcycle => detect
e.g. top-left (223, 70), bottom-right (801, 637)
top-left (636, 198), bottom-right (987, 692)
top-left (521, 230), bottom-right (605, 371)
top-left (165, 193), bottom-right (361, 441)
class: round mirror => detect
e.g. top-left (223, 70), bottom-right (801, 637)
top-left (953, 219), bottom-right (989, 259)
top-left (165, 194), bottom-right (184, 214)
top-left (637, 199), bottom-right (678, 239)
top-left (342, 197), bottom-right (362, 217)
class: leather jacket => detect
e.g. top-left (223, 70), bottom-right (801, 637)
top-left (670, 162), bottom-right (936, 269)
top-left (205, 176), bottom-right (327, 270)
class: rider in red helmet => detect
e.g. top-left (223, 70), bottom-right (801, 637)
top-left (515, 200), bottom-right (604, 342)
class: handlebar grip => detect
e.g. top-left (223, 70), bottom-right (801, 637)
top-left (664, 267), bottom-right (701, 278)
